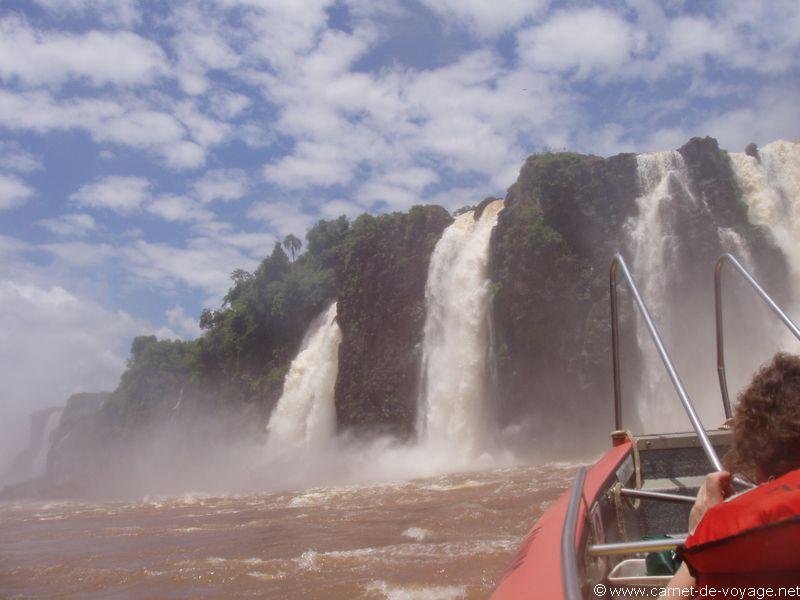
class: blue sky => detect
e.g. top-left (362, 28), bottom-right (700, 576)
top-left (1, 0), bottom-right (799, 452)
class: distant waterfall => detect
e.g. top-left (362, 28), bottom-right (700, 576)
top-left (34, 408), bottom-right (62, 475)
top-left (418, 200), bottom-right (503, 455)
top-left (267, 303), bottom-right (341, 450)
top-left (729, 141), bottom-right (800, 295)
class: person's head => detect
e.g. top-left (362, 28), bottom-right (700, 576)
top-left (725, 352), bottom-right (800, 483)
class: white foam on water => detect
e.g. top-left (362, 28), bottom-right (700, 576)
top-left (367, 580), bottom-right (467, 600)
top-left (401, 527), bottom-right (430, 542)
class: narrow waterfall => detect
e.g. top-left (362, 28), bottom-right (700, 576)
top-left (33, 409), bottom-right (62, 475)
top-left (729, 141), bottom-right (800, 295)
top-left (266, 303), bottom-right (341, 450)
top-left (418, 200), bottom-right (503, 456)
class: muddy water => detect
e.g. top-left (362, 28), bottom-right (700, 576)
top-left (0, 464), bottom-right (574, 599)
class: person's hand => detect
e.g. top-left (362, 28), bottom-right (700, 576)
top-left (689, 471), bottom-right (732, 533)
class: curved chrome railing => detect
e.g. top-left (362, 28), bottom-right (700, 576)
top-left (561, 466), bottom-right (586, 600)
top-left (715, 253), bottom-right (800, 419)
top-left (610, 254), bottom-right (724, 472)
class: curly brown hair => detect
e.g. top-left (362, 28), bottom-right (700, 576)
top-left (725, 353), bottom-right (800, 481)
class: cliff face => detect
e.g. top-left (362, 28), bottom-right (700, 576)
top-left (334, 205), bottom-right (452, 436)
top-left (489, 138), bottom-right (789, 441)
top-left (489, 151), bottom-right (639, 437)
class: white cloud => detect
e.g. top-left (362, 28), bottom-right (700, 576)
top-left (38, 213), bottom-right (98, 237)
top-left (165, 305), bottom-right (201, 340)
top-left (120, 238), bottom-right (259, 298)
top-left (192, 168), bottom-right (249, 203)
top-left (419, 0), bottom-right (548, 37)
top-left (171, 16), bottom-right (241, 95)
top-left (0, 280), bottom-right (148, 478)
top-left (0, 90), bottom-right (205, 170)
top-left (0, 17), bottom-right (167, 87)
top-left (357, 167), bottom-right (439, 210)
top-left (175, 101), bottom-right (231, 147)
top-left (209, 91), bottom-right (252, 119)
top-left (31, 0), bottom-right (141, 27)
top-left (0, 174), bottom-right (34, 210)
top-left (0, 142), bottom-right (42, 173)
top-left (147, 194), bottom-right (214, 222)
top-left (517, 8), bottom-right (639, 79)
top-left (71, 175), bottom-right (151, 213)
top-left (247, 201), bottom-right (316, 238)
top-left (263, 142), bottom-right (356, 189)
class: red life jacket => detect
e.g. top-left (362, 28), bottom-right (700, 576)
top-left (680, 468), bottom-right (800, 586)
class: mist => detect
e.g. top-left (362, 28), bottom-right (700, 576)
top-left (0, 281), bottom-right (148, 486)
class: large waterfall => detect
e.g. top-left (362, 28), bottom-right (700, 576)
top-left (625, 152), bottom-right (752, 431)
top-left (266, 303), bottom-right (341, 450)
top-left (729, 141), bottom-right (800, 296)
top-left (417, 200), bottom-right (504, 456)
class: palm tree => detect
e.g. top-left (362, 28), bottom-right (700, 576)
top-left (283, 233), bottom-right (302, 261)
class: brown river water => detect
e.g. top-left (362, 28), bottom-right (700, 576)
top-left (0, 464), bottom-right (574, 599)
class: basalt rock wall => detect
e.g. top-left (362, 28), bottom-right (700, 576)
top-left (334, 205), bottom-right (452, 437)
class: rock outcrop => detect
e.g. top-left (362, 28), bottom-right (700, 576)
top-left (334, 205), bottom-right (452, 436)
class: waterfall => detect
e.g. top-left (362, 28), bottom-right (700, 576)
top-left (266, 303), bottom-right (341, 450)
top-left (729, 141), bottom-right (800, 296)
top-left (417, 200), bottom-right (503, 456)
top-left (624, 151), bottom-right (753, 430)
top-left (624, 152), bottom-right (695, 428)
top-left (34, 409), bottom-right (62, 475)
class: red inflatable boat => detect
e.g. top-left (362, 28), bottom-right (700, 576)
top-left (492, 254), bottom-right (800, 598)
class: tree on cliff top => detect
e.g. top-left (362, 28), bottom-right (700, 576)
top-left (283, 234), bottom-right (302, 260)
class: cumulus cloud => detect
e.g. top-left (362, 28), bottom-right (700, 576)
top-left (0, 16), bottom-right (167, 87)
top-left (0, 174), bottom-right (34, 210)
top-left (0, 91), bottom-right (205, 169)
top-left (71, 175), bottom-right (151, 213)
top-left (165, 305), bottom-right (201, 340)
top-left (418, 0), bottom-right (548, 37)
top-left (0, 142), bottom-right (42, 173)
top-left (38, 213), bottom-right (98, 237)
top-left (31, 0), bottom-right (142, 27)
top-left (517, 8), bottom-right (640, 79)
top-left (146, 194), bottom-right (214, 222)
top-left (192, 169), bottom-right (248, 203)
top-left (247, 201), bottom-right (317, 238)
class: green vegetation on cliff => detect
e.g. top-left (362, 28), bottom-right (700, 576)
top-left (97, 205), bottom-right (451, 439)
top-left (335, 205), bottom-right (452, 436)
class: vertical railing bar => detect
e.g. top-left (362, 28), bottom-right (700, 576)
top-left (610, 254), bottom-right (724, 473)
top-left (611, 260), bottom-right (623, 431)
top-left (715, 253), bottom-right (800, 421)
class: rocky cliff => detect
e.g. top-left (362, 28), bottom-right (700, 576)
top-left (9, 136), bottom-right (793, 497)
top-left (489, 137), bottom-right (788, 444)
top-left (334, 205), bottom-right (452, 436)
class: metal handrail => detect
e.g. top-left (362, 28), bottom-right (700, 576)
top-left (619, 488), bottom-right (695, 504)
top-left (589, 536), bottom-right (687, 557)
top-left (715, 253), bottom-right (800, 419)
top-left (611, 254), bottom-right (724, 472)
top-left (561, 466), bottom-right (587, 600)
